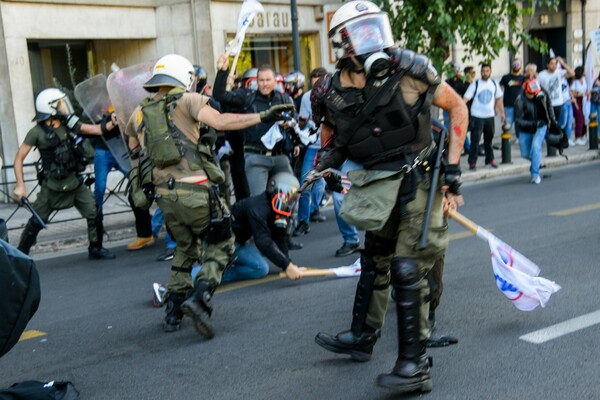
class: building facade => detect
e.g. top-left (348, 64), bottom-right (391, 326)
top-left (0, 0), bottom-right (598, 187)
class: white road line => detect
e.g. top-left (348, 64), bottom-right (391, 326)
top-left (520, 310), bottom-right (600, 344)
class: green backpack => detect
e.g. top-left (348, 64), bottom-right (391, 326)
top-left (140, 87), bottom-right (192, 169)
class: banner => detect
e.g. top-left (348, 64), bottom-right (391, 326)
top-left (227, 0), bottom-right (264, 56)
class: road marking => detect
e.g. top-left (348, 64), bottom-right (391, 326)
top-left (19, 330), bottom-right (47, 341)
top-left (519, 310), bottom-right (600, 344)
top-left (550, 202), bottom-right (600, 216)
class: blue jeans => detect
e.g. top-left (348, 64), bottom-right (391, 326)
top-left (298, 146), bottom-right (325, 222)
top-left (152, 208), bottom-right (176, 250)
top-left (191, 242), bottom-right (269, 284)
top-left (591, 102), bottom-right (600, 126)
top-left (519, 125), bottom-right (547, 178)
top-left (505, 107), bottom-right (515, 135)
top-left (333, 160), bottom-right (361, 244)
top-left (93, 148), bottom-right (127, 211)
top-left (560, 101), bottom-right (573, 139)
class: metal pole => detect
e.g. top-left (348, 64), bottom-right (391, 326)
top-left (501, 123), bottom-right (512, 164)
top-left (291, 0), bottom-right (301, 72)
top-left (589, 112), bottom-right (598, 150)
top-left (582, 0), bottom-right (587, 62)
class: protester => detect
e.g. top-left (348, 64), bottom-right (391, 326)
top-left (309, 1), bottom-right (468, 393)
top-left (125, 53), bottom-right (293, 336)
top-left (463, 63), bottom-right (505, 170)
top-left (500, 58), bottom-right (525, 138)
top-left (571, 66), bottom-right (588, 145)
top-left (537, 56), bottom-right (574, 122)
top-left (591, 72), bottom-right (600, 122)
top-left (514, 78), bottom-right (557, 184)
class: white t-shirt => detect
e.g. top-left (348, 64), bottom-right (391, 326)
top-left (561, 77), bottom-right (571, 101)
top-left (570, 79), bottom-right (587, 97)
top-left (464, 79), bottom-right (503, 118)
top-left (538, 69), bottom-right (567, 107)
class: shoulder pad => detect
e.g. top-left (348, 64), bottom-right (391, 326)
top-left (390, 48), bottom-right (440, 86)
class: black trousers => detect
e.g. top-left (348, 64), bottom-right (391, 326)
top-left (468, 116), bottom-right (495, 165)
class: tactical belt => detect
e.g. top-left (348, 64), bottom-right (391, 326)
top-left (155, 180), bottom-right (210, 196)
top-left (244, 146), bottom-right (273, 156)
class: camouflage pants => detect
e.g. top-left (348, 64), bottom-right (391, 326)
top-left (362, 175), bottom-right (449, 341)
top-left (156, 185), bottom-right (235, 294)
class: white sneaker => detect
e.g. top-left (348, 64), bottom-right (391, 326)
top-left (530, 176), bottom-right (541, 184)
top-left (569, 139), bottom-right (576, 147)
top-left (576, 138), bottom-right (587, 146)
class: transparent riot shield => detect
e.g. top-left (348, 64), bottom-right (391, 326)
top-left (74, 74), bottom-right (132, 172)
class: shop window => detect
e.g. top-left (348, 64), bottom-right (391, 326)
top-left (228, 33), bottom-right (320, 85)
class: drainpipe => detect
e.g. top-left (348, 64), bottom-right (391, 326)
top-left (190, 0), bottom-right (199, 64)
top-left (581, 0), bottom-right (587, 62)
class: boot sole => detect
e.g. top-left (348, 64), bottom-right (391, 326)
top-left (162, 322), bottom-right (181, 333)
top-left (181, 301), bottom-right (214, 339)
top-left (314, 335), bottom-right (371, 362)
top-left (376, 374), bottom-right (432, 393)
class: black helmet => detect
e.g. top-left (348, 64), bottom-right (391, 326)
top-left (194, 65), bottom-right (207, 94)
top-left (266, 172), bottom-right (300, 220)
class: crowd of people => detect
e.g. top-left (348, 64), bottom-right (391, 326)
top-left (445, 55), bottom-right (600, 184)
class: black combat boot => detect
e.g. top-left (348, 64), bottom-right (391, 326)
top-left (180, 281), bottom-right (215, 339)
top-left (17, 218), bottom-right (44, 255)
top-left (163, 292), bottom-right (187, 332)
top-left (376, 257), bottom-right (433, 393)
top-left (315, 252), bottom-right (381, 362)
top-left (88, 244), bottom-right (116, 260)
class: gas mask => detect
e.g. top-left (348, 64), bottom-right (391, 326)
top-left (363, 51), bottom-right (392, 79)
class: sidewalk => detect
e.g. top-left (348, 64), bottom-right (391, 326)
top-left (1, 140), bottom-right (598, 257)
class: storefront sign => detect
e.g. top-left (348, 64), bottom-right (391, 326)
top-left (249, 11), bottom-right (290, 29)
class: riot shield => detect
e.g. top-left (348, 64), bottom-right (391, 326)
top-left (74, 74), bottom-right (132, 172)
top-left (107, 60), bottom-right (155, 138)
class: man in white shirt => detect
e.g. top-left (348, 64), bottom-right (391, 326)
top-left (463, 63), bottom-right (505, 170)
top-left (537, 56), bottom-right (574, 122)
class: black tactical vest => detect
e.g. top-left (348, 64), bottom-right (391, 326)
top-left (324, 71), bottom-right (435, 170)
top-left (37, 124), bottom-right (86, 180)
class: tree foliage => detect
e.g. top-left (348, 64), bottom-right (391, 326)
top-left (381, 0), bottom-right (560, 72)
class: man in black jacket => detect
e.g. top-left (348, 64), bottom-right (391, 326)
top-left (514, 78), bottom-right (557, 184)
top-left (213, 63), bottom-right (299, 196)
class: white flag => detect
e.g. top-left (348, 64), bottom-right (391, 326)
top-left (227, 0), bottom-right (264, 56)
top-left (583, 45), bottom-right (595, 124)
top-left (330, 258), bottom-right (362, 277)
top-left (477, 228), bottom-right (561, 311)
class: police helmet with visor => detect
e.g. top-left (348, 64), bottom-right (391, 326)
top-left (328, 1), bottom-right (394, 77)
top-left (144, 54), bottom-right (195, 93)
top-left (242, 67), bottom-right (258, 91)
top-left (284, 71), bottom-right (306, 95)
top-left (33, 88), bottom-right (75, 122)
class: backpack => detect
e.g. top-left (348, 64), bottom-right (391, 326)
top-left (140, 87), bottom-right (193, 169)
top-left (0, 240), bottom-right (40, 359)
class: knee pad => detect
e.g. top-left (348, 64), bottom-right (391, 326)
top-left (390, 257), bottom-right (419, 287)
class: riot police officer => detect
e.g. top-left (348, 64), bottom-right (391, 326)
top-left (309, 1), bottom-right (468, 393)
top-left (13, 88), bottom-right (115, 260)
top-left (125, 54), bottom-right (292, 337)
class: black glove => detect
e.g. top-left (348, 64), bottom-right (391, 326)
top-left (259, 104), bottom-right (295, 124)
top-left (443, 163), bottom-right (462, 196)
top-left (324, 173), bottom-right (344, 193)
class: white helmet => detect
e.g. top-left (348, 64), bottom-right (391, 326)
top-left (329, 1), bottom-right (394, 66)
top-left (33, 88), bottom-right (74, 122)
top-left (144, 54), bottom-right (195, 92)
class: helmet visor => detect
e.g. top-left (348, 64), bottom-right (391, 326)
top-left (52, 97), bottom-right (75, 117)
top-left (342, 14), bottom-right (394, 57)
top-left (245, 78), bottom-right (258, 91)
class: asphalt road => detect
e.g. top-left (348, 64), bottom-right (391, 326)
top-left (2, 162), bottom-right (600, 400)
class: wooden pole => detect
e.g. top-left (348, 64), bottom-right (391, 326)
top-left (279, 269), bottom-right (336, 279)
top-left (447, 209), bottom-right (479, 235)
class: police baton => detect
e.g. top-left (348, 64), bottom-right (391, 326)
top-left (418, 128), bottom-right (447, 250)
top-left (19, 197), bottom-right (47, 229)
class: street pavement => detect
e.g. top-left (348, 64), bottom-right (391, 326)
top-left (1, 159), bottom-right (600, 399)
top-left (1, 139), bottom-right (598, 256)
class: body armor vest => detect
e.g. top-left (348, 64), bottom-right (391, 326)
top-left (37, 124), bottom-right (87, 180)
top-left (324, 72), bottom-right (435, 170)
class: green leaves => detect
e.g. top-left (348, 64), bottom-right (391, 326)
top-left (381, 0), bottom-right (560, 72)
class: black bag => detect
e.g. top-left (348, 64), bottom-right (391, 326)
top-left (0, 240), bottom-right (41, 358)
top-left (0, 380), bottom-right (79, 400)
top-left (546, 123), bottom-right (568, 154)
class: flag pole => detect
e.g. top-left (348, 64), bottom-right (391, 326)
top-left (279, 269), bottom-right (336, 279)
top-left (447, 209), bottom-right (479, 235)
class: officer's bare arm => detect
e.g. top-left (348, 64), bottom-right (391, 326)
top-left (432, 82), bottom-right (468, 165)
top-left (13, 143), bottom-right (33, 200)
top-left (197, 105), bottom-right (261, 131)
top-left (128, 136), bottom-right (140, 151)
